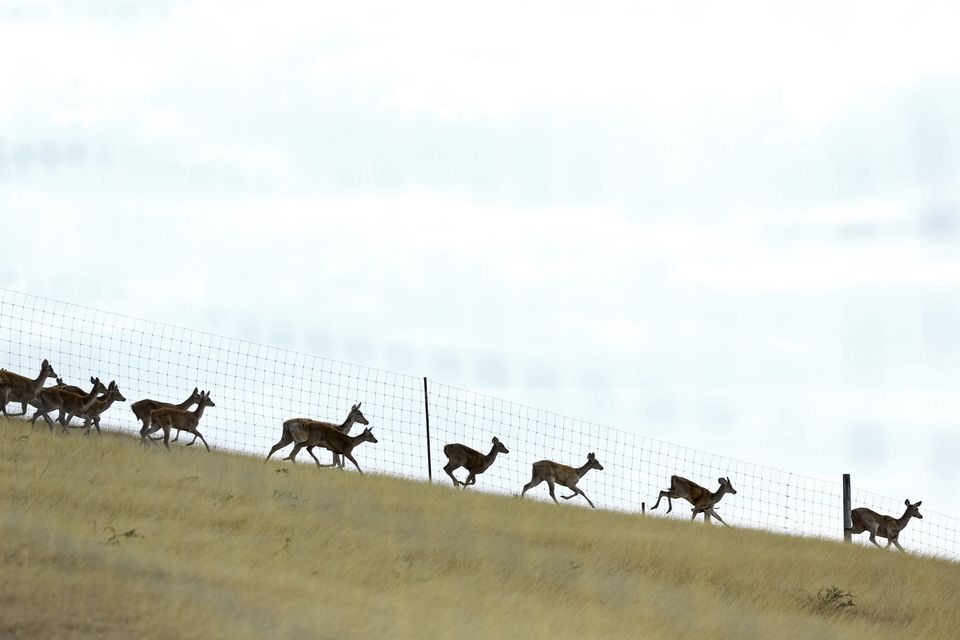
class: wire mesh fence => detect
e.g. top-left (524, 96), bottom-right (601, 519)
top-left (1, 286), bottom-right (957, 561)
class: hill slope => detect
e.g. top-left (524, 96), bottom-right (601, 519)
top-left (1, 417), bottom-right (957, 639)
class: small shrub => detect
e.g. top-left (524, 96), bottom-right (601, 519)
top-left (104, 527), bottom-right (144, 545)
top-left (802, 585), bottom-right (856, 615)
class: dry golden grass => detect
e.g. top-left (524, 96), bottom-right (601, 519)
top-left (2, 417), bottom-right (958, 639)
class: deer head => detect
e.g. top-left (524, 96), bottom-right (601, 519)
top-left (491, 436), bottom-right (509, 454)
top-left (718, 477), bottom-right (737, 495)
top-left (41, 359), bottom-right (58, 378)
top-left (199, 391), bottom-right (216, 408)
top-left (107, 380), bottom-right (127, 402)
top-left (359, 427), bottom-right (378, 444)
top-left (586, 452), bottom-right (604, 471)
top-left (349, 402), bottom-right (369, 426)
top-left (905, 499), bottom-right (923, 520)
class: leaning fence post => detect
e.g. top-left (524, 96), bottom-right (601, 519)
top-left (842, 473), bottom-right (852, 542)
top-left (423, 376), bottom-right (433, 483)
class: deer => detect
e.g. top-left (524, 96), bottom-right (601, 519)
top-left (29, 377), bottom-right (108, 432)
top-left (141, 390), bottom-right (216, 452)
top-left (47, 376), bottom-right (108, 425)
top-left (73, 380), bottom-right (127, 435)
top-left (651, 476), bottom-right (737, 526)
top-left (442, 437), bottom-right (509, 489)
top-left (265, 403), bottom-right (368, 468)
top-left (0, 359), bottom-right (58, 417)
top-left (132, 387), bottom-right (203, 444)
top-left (279, 424), bottom-right (378, 473)
top-left (520, 452), bottom-right (604, 509)
top-left (847, 499), bottom-right (923, 551)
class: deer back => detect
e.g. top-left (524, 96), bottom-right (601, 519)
top-left (301, 423), bottom-right (351, 451)
top-left (533, 460), bottom-right (577, 485)
top-left (444, 443), bottom-right (485, 471)
top-left (151, 407), bottom-right (199, 430)
top-left (671, 476), bottom-right (713, 507)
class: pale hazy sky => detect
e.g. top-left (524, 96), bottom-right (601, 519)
top-left (1, 1), bottom-right (959, 512)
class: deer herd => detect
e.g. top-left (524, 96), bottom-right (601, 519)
top-left (0, 358), bottom-right (927, 552)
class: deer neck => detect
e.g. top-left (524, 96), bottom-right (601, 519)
top-left (482, 445), bottom-right (502, 471)
top-left (193, 403), bottom-right (209, 420)
top-left (80, 386), bottom-right (101, 407)
top-left (575, 462), bottom-right (594, 479)
top-left (339, 415), bottom-right (358, 433)
top-left (896, 507), bottom-right (914, 531)
top-left (175, 395), bottom-right (197, 410)
top-left (97, 394), bottom-right (119, 414)
top-left (710, 486), bottom-right (728, 506)
top-left (31, 368), bottom-right (52, 394)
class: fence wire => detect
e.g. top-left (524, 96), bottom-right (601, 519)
top-left (1, 286), bottom-right (957, 560)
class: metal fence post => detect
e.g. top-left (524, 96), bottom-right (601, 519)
top-left (843, 473), bottom-right (852, 542)
top-left (423, 376), bottom-right (433, 483)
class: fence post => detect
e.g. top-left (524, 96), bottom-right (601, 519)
top-left (842, 473), bottom-right (852, 542)
top-left (423, 376), bottom-right (433, 483)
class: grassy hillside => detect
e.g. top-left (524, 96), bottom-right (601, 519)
top-left (1, 417), bottom-right (958, 639)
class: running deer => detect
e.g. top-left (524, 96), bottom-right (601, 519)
top-left (520, 452), bottom-right (604, 508)
top-left (279, 424), bottom-right (379, 473)
top-left (132, 387), bottom-right (202, 443)
top-left (847, 499), bottom-right (923, 551)
top-left (50, 376), bottom-right (107, 425)
top-left (442, 437), bottom-right (509, 489)
top-left (266, 403), bottom-right (368, 467)
top-left (141, 391), bottom-right (216, 452)
top-left (651, 476), bottom-right (737, 526)
top-left (74, 380), bottom-right (127, 435)
top-left (0, 359), bottom-right (58, 417)
top-left (29, 377), bottom-right (107, 431)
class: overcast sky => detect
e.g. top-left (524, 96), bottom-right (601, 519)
top-left (1, 1), bottom-right (959, 513)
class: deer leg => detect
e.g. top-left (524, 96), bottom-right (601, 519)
top-left (564, 487), bottom-right (596, 509)
top-left (342, 452), bottom-right (363, 474)
top-left (463, 473), bottom-right (477, 489)
top-left (521, 475), bottom-right (543, 498)
top-left (171, 429), bottom-right (180, 443)
top-left (192, 431), bottom-right (211, 452)
top-left (305, 446), bottom-right (322, 467)
top-left (545, 478), bottom-right (559, 504)
top-left (706, 508), bottom-right (728, 526)
top-left (285, 444), bottom-right (303, 463)
top-left (265, 433), bottom-right (294, 463)
top-left (892, 538), bottom-right (905, 552)
top-left (651, 491), bottom-right (674, 513)
top-left (867, 527), bottom-right (881, 548)
top-left (162, 426), bottom-right (173, 451)
top-left (443, 462), bottom-right (463, 488)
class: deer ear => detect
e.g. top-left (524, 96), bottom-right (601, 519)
top-left (193, 387), bottom-right (199, 394)
top-left (915, 501), bottom-right (922, 506)
top-left (492, 436), bottom-right (499, 443)
top-left (905, 499), bottom-right (911, 506)
top-left (588, 452), bottom-right (595, 459)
